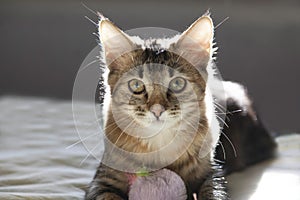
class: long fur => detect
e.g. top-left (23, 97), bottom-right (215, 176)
top-left (87, 14), bottom-right (229, 200)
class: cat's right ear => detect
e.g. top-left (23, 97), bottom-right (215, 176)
top-left (171, 14), bottom-right (214, 68)
top-left (98, 17), bottom-right (135, 66)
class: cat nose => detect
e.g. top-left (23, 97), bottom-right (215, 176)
top-left (150, 104), bottom-right (165, 119)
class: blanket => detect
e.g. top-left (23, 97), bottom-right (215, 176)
top-left (0, 96), bottom-right (299, 200)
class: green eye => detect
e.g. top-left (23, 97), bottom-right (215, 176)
top-left (128, 79), bottom-right (145, 94)
top-left (169, 77), bottom-right (186, 93)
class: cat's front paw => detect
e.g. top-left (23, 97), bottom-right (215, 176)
top-left (95, 193), bottom-right (124, 200)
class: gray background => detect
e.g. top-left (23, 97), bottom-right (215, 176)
top-left (0, 0), bottom-right (299, 133)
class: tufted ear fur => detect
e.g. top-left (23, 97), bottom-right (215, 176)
top-left (98, 17), bottom-right (136, 66)
top-left (172, 14), bottom-right (214, 68)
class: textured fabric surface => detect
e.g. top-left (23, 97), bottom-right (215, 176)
top-left (0, 96), bottom-right (299, 199)
top-left (0, 96), bottom-right (98, 200)
top-left (227, 133), bottom-right (300, 200)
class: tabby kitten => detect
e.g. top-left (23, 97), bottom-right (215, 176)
top-left (86, 13), bottom-right (228, 200)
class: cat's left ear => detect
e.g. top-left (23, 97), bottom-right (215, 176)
top-left (172, 14), bottom-right (214, 67)
top-left (98, 16), bottom-right (136, 66)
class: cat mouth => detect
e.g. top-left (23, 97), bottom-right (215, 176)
top-left (133, 112), bottom-right (180, 128)
top-left (153, 118), bottom-right (165, 123)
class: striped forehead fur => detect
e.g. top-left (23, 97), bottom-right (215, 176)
top-left (106, 48), bottom-right (208, 94)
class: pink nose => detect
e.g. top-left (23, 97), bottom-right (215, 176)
top-left (150, 104), bottom-right (165, 118)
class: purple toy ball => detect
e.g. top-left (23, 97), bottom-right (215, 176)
top-left (128, 169), bottom-right (187, 200)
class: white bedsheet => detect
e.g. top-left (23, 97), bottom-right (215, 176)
top-left (0, 96), bottom-right (299, 200)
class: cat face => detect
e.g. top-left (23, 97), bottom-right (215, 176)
top-left (98, 14), bottom-right (214, 147)
top-left (111, 63), bottom-right (202, 135)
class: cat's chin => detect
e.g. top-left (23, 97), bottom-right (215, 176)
top-left (152, 118), bottom-right (165, 123)
top-left (135, 116), bottom-right (179, 127)
top-left (144, 119), bottom-right (180, 134)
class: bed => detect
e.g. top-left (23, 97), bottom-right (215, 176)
top-left (0, 96), bottom-right (299, 200)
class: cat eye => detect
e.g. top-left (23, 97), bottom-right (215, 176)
top-left (169, 77), bottom-right (186, 93)
top-left (128, 79), bottom-right (145, 94)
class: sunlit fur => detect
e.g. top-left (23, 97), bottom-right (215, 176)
top-left (100, 41), bottom-right (219, 197)
top-left (109, 52), bottom-right (206, 145)
top-left (86, 14), bottom-right (228, 200)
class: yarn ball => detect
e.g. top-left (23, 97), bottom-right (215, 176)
top-left (128, 168), bottom-right (187, 200)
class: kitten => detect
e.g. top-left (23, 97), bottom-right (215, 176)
top-left (86, 12), bottom-right (275, 200)
top-left (85, 12), bottom-right (228, 200)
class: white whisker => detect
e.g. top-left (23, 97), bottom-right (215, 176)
top-left (216, 114), bottom-right (229, 128)
top-left (214, 101), bottom-right (227, 112)
top-left (219, 141), bottom-right (226, 160)
top-left (66, 131), bottom-right (99, 149)
top-left (108, 120), bottom-right (135, 155)
top-left (80, 143), bottom-right (101, 166)
top-left (84, 15), bottom-right (98, 27)
top-left (214, 158), bottom-right (225, 164)
top-left (81, 2), bottom-right (98, 16)
top-left (221, 131), bottom-right (237, 157)
top-left (215, 17), bottom-right (229, 29)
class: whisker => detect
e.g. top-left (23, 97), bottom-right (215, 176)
top-left (82, 116), bottom-right (128, 132)
top-left (181, 115), bottom-right (208, 129)
top-left (214, 158), bottom-right (225, 164)
top-left (84, 15), bottom-right (98, 27)
top-left (175, 51), bottom-right (185, 63)
top-left (215, 109), bottom-right (242, 115)
top-left (69, 117), bottom-right (131, 149)
top-left (215, 109), bottom-right (242, 123)
top-left (104, 123), bottom-right (123, 137)
top-left (214, 101), bottom-right (227, 112)
top-left (182, 118), bottom-right (203, 133)
top-left (81, 2), bottom-right (98, 16)
top-left (216, 114), bottom-right (229, 128)
top-left (182, 119), bottom-right (204, 132)
top-left (103, 116), bottom-right (134, 137)
top-left (66, 131), bottom-right (99, 149)
top-left (76, 118), bottom-right (129, 141)
top-left (218, 141), bottom-right (226, 160)
top-left (227, 109), bottom-right (243, 115)
top-left (80, 142), bottom-right (101, 166)
top-left (215, 17), bottom-right (230, 29)
top-left (221, 131), bottom-right (237, 157)
top-left (108, 120), bottom-right (135, 155)
top-left (103, 118), bottom-right (130, 128)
